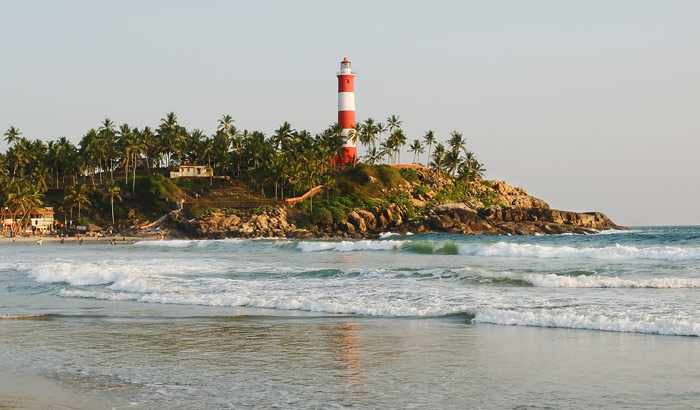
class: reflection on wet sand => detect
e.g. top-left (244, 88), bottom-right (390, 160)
top-left (333, 322), bottom-right (368, 401)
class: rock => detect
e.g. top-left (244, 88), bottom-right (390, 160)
top-left (347, 211), bottom-right (367, 233)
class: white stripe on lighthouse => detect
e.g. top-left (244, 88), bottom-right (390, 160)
top-left (338, 92), bottom-right (355, 111)
top-left (340, 128), bottom-right (357, 147)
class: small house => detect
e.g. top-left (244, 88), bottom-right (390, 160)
top-left (170, 165), bottom-right (214, 179)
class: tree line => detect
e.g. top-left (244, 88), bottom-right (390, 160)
top-left (0, 113), bottom-right (484, 231)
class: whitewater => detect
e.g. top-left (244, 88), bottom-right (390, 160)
top-left (1, 226), bottom-right (699, 408)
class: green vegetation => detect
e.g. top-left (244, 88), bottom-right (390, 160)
top-left (1, 112), bottom-right (487, 233)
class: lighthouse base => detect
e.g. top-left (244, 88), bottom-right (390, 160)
top-left (332, 147), bottom-right (358, 165)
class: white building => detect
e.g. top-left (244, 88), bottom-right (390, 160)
top-left (30, 207), bottom-right (55, 234)
top-left (170, 165), bottom-right (214, 179)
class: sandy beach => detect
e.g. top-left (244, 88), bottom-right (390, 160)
top-left (0, 234), bottom-right (162, 245)
top-left (0, 371), bottom-right (111, 410)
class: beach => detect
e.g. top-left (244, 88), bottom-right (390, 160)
top-left (2, 227), bottom-right (700, 408)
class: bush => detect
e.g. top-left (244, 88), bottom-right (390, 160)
top-left (414, 185), bottom-right (430, 195)
top-left (136, 174), bottom-right (181, 201)
top-left (175, 178), bottom-right (208, 191)
top-left (327, 206), bottom-right (348, 222)
top-left (311, 207), bottom-right (333, 225)
top-left (398, 167), bottom-right (418, 182)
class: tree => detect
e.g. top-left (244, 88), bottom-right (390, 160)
top-left (387, 115), bottom-right (402, 134)
top-left (3, 126), bottom-right (21, 146)
top-left (423, 130), bottom-right (436, 167)
top-left (6, 179), bottom-right (43, 231)
top-left (409, 139), bottom-right (424, 164)
top-left (431, 143), bottom-right (446, 177)
top-left (70, 183), bottom-right (91, 221)
top-left (98, 118), bottom-right (117, 180)
top-left (448, 131), bottom-right (466, 155)
top-left (102, 180), bottom-right (122, 225)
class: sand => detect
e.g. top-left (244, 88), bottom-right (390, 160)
top-left (0, 371), bottom-right (112, 410)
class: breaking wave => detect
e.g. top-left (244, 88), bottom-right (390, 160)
top-left (473, 310), bottom-right (700, 337)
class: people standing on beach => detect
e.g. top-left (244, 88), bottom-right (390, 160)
top-left (37, 238), bottom-right (43, 245)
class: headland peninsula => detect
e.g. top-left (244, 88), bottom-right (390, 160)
top-left (1, 114), bottom-right (623, 241)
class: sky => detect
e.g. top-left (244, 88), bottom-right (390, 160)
top-left (1, 0), bottom-right (698, 226)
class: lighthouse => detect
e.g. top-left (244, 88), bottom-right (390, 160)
top-left (334, 57), bottom-right (357, 164)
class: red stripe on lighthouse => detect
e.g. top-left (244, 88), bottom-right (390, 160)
top-left (338, 76), bottom-right (354, 92)
top-left (338, 111), bottom-right (355, 128)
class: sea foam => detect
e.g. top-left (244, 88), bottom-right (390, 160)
top-left (459, 242), bottom-right (700, 261)
top-left (473, 309), bottom-right (700, 337)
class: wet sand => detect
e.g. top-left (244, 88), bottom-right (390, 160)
top-left (0, 235), bottom-right (161, 245)
top-left (0, 371), bottom-right (111, 410)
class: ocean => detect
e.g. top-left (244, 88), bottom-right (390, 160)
top-left (1, 226), bottom-right (699, 409)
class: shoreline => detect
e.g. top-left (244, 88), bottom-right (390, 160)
top-left (0, 370), bottom-right (113, 410)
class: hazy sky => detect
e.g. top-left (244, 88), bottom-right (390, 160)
top-left (1, 1), bottom-right (698, 226)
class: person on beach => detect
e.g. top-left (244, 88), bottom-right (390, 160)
top-left (37, 238), bottom-right (42, 246)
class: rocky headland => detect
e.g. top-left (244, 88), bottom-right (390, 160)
top-left (169, 170), bottom-right (623, 239)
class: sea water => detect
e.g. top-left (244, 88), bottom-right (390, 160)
top-left (1, 227), bottom-right (699, 408)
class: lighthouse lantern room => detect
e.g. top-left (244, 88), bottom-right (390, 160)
top-left (333, 57), bottom-right (357, 165)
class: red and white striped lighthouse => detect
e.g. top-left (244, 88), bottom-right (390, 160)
top-left (333, 57), bottom-right (357, 165)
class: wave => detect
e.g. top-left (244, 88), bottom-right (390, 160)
top-left (473, 310), bottom-right (700, 337)
top-left (58, 289), bottom-right (459, 317)
top-left (0, 313), bottom-right (55, 320)
top-left (472, 270), bottom-right (700, 288)
top-left (296, 240), bottom-right (405, 252)
top-left (459, 242), bottom-right (700, 261)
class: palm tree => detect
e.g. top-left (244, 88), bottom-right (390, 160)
top-left (359, 118), bottom-right (379, 150)
top-left (139, 126), bottom-right (156, 172)
top-left (374, 121), bottom-right (386, 148)
top-left (158, 112), bottom-right (181, 166)
top-left (98, 118), bottom-right (117, 180)
top-left (118, 123), bottom-right (133, 184)
top-left (6, 179), bottom-right (43, 231)
top-left (217, 115), bottom-right (235, 139)
top-left (70, 183), bottom-right (91, 221)
top-left (31, 164), bottom-right (50, 193)
top-left (4, 126), bottom-right (21, 146)
top-left (386, 115), bottom-right (402, 134)
top-left (431, 143), bottom-right (446, 177)
top-left (391, 129), bottom-right (407, 163)
top-left (423, 130), bottom-right (436, 167)
top-left (362, 146), bottom-right (382, 165)
top-left (273, 121), bottom-right (294, 153)
top-left (102, 180), bottom-right (122, 225)
top-left (409, 139), bottom-right (424, 164)
top-left (448, 131), bottom-right (466, 155)
top-left (445, 149), bottom-right (460, 177)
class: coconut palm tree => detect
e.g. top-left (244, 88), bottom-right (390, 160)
top-left (158, 112), bottom-right (181, 166)
top-left (391, 129), bottom-right (407, 163)
top-left (3, 126), bottom-right (21, 147)
top-left (431, 143), bottom-right (446, 177)
top-left (386, 115), bottom-right (402, 134)
top-left (448, 131), bottom-right (466, 155)
top-left (217, 115), bottom-right (235, 139)
top-left (423, 130), bottom-right (435, 167)
top-left (70, 183), bottom-right (91, 221)
top-left (118, 123), bottom-right (133, 184)
top-left (31, 164), bottom-right (50, 193)
top-left (98, 118), bottom-right (117, 180)
top-left (444, 149), bottom-right (460, 177)
top-left (6, 179), bottom-right (43, 231)
top-left (359, 118), bottom-right (379, 150)
top-left (139, 126), bottom-right (156, 172)
top-left (409, 139), bottom-right (424, 164)
top-left (102, 179), bottom-right (122, 225)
